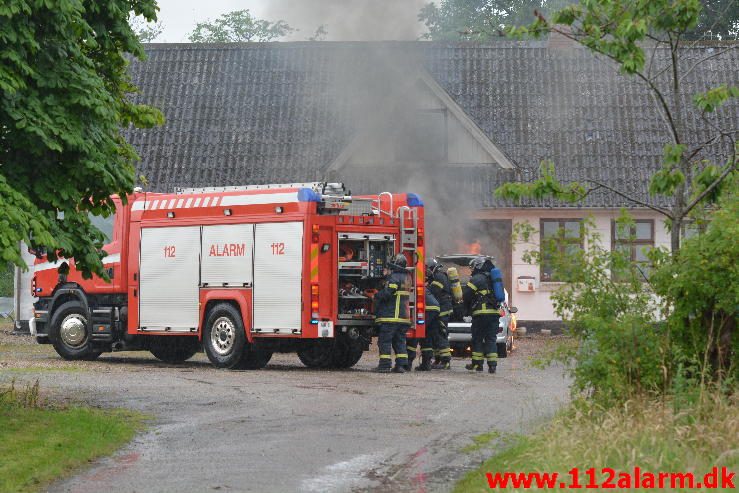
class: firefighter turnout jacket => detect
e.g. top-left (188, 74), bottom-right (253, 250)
top-left (463, 272), bottom-right (499, 316)
top-left (425, 291), bottom-right (440, 327)
top-left (428, 271), bottom-right (454, 318)
top-left (375, 270), bottom-right (412, 325)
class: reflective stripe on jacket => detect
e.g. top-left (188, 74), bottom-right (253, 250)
top-left (463, 272), bottom-right (499, 316)
top-left (375, 271), bottom-right (411, 324)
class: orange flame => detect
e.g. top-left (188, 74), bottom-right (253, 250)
top-left (467, 240), bottom-right (482, 254)
top-left (454, 240), bottom-right (482, 254)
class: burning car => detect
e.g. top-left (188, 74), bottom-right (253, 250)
top-left (435, 254), bottom-right (518, 358)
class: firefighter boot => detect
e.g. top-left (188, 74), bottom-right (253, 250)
top-left (415, 351), bottom-right (433, 371)
top-left (392, 364), bottom-right (406, 373)
top-left (431, 348), bottom-right (452, 370)
top-left (487, 353), bottom-right (498, 374)
top-left (374, 355), bottom-right (392, 373)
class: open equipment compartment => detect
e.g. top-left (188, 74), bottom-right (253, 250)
top-left (337, 233), bottom-right (395, 325)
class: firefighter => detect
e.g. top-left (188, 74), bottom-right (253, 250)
top-left (426, 259), bottom-right (453, 369)
top-left (407, 291), bottom-right (440, 371)
top-left (462, 256), bottom-right (500, 374)
top-left (374, 253), bottom-right (412, 373)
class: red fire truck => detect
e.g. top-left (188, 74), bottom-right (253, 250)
top-left (31, 183), bottom-right (425, 369)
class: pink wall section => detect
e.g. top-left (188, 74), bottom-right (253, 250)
top-left (474, 209), bottom-right (670, 322)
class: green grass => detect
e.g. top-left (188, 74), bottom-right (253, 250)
top-left (461, 430), bottom-right (506, 453)
top-left (454, 392), bottom-right (739, 492)
top-left (0, 380), bottom-right (145, 493)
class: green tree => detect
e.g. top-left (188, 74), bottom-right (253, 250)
top-left (686, 0), bottom-right (739, 40)
top-left (130, 15), bottom-right (164, 43)
top-left (419, 0), bottom-right (563, 40)
top-left (501, 0), bottom-right (738, 253)
top-left (308, 24), bottom-right (328, 42)
top-left (188, 9), bottom-right (295, 43)
top-left (0, 1), bottom-right (164, 277)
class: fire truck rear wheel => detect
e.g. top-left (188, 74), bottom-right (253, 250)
top-left (49, 301), bottom-right (101, 361)
top-left (297, 341), bottom-right (334, 368)
top-left (203, 303), bottom-right (247, 369)
top-left (234, 346), bottom-right (273, 370)
top-left (331, 338), bottom-right (364, 368)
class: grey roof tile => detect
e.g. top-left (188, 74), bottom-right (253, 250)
top-left (124, 41), bottom-right (738, 208)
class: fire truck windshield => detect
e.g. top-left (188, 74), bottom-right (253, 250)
top-left (88, 212), bottom-right (114, 243)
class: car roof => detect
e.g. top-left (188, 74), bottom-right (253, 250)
top-left (435, 254), bottom-right (496, 265)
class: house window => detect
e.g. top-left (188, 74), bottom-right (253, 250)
top-left (395, 110), bottom-right (447, 163)
top-left (540, 219), bottom-right (583, 282)
top-left (612, 219), bottom-right (654, 280)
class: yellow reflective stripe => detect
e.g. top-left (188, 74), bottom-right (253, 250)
top-left (395, 353), bottom-right (408, 358)
top-left (421, 347), bottom-right (433, 351)
top-left (479, 290), bottom-right (490, 295)
top-left (388, 283), bottom-right (398, 289)
top-left (426, 305), bottom-right (440, 312)
top-left (472, 309), bottom-right (499, 315)
top-left (380, 354), bottom-right (392, 359)
top-left (486, 353), bottom-right (498, 360)
top-left (395, 292), bottom-right (401, 318)
top-left (438, 349), bottom-right (451, 355)
top-left (467, 282), bottom-right (478, 291)
top-left (396, 291), bottom-right (411, 295)
top-left (376, 318), bottom-right (412, 323)
top-left (431, 281), bottom-right (443, 288)
top-left (471, 352), bottom-right (484, 357)
top-left (440, 310), bottom-right (452, 316)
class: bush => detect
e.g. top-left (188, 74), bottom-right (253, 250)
top-left (512, 193), bottom-right (738, 403)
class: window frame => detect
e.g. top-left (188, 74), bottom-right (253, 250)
top-left (539, 218), bottom-right (584, 282)
top-left (611, 219), bottom-right (654, 280)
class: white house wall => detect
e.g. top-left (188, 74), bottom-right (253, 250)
top-left (476, 209), bottom-right (670, 322)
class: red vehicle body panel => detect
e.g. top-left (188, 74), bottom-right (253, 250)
top-left (34, 186), bottom-right (425, 343)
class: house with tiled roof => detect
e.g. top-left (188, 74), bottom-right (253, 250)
top-left (114, 40), bottom-right (739, 328)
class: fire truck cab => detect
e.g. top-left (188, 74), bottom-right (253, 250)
top-left (31, 183), bottom-right (425, 369)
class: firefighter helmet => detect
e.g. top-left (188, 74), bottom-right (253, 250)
top-left (425, 258), bottom-right (441, 277)
top-left (468, 256), bottom-right (486, 272)
top-left (389, 253), bottom-right (408, 271)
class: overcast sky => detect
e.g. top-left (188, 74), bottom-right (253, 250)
top-left (152, 0), bottom-right (428, 42)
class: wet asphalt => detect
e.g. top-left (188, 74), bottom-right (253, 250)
top-left (0, 333), bottom-right (570, 493)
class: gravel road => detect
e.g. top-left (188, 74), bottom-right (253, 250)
top-left (0, 329), bottom-right (570, 493)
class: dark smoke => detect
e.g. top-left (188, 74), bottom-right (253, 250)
top-left (321, 44), bottom-right (484, 257)
top-left (263, 0), bottom-right (427, 41)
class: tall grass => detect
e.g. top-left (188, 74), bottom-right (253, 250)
top-left (455, 391), bottom-right (739, 492)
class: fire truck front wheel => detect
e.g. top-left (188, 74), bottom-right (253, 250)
top-left (203, 303), bottom-right (247, 369)
top-left (49, 301), bottom-right (102, 361)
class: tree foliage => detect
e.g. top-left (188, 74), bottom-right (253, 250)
top-left (501, 0), bottom-right (738, 253)
top-left (686, 0), bottom-right (739, 40)
top-left (515, 199), bottom-right (737, 402)
top-left (188, 9), bottom-right (295, 43)
top-left (419, 0), bottom-right (554, 40)
top-left (130, 15), bottom-right (164, 43)
top-left (0, 0), bottom-right (164, 277)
